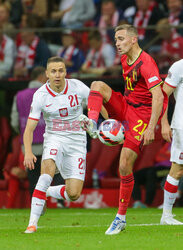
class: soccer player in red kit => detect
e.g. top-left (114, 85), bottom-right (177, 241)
top-left (79, 24), bottom-right (168, 235)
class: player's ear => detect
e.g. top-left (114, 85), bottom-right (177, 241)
top-left (45, 70), bottom-right (49, 78)
top-left (132, 36), bottom-right (137, 44)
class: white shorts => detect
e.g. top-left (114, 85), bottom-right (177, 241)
top-left (170, 129), bottom-right (183, 165)
top-left (42, 134), bottom-right (87, 181)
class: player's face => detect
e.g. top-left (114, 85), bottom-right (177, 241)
top-left (115, 29), bottom-right (136, 55)
top-left (46, 62), bottom-right (66, 88)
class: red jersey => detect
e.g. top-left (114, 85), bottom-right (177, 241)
top-left (121, 50), bottom-right (163, 108)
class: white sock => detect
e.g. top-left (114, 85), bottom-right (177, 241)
top-left (163, 175), bottom-right (179, 216)
top-left (46, 185), bottom-right (71, 201)
top-left (116, 213), bottom-right (126, 222)
top-left (28, 174), bottom-right (52, 227)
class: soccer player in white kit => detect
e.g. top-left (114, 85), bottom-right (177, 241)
top-left (160, 59), bottom-right (183, 225)
top-left (24, 56), bottom-right (90, 233)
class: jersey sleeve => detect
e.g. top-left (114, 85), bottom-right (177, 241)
top-left (164, 61), bottom-right (181, 88)
top-left (140, 57), bottom-right (163, 90)
top-left (28, 91), bottom-right (42, 121)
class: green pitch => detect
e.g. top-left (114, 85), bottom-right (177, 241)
top-left (0, 208), bottom-right (183, 250)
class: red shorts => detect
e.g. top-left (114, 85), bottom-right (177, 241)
top-left (104, 90), bottom-right (153, 154)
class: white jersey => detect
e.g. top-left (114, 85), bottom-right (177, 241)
top-left (165, 59), bottom-right (183, 129)
top-left (29, 79), bottom-right (90, 140)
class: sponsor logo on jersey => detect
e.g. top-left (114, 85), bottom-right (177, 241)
top-left (148, 76), bottom-right (158, 83)
top-left (179, 152), bottom-right (183, 160)
top-left (50, 149), bottom-right (58, 155)
top-left (59, 108), bottom-right (68, 117)
top-left (46, 104), bottom-right (52, 107)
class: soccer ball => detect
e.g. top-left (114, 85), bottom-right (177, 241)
top-left (98, 119), bottom-right (125, 146)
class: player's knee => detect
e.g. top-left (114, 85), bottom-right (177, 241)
top-left (67, 190), bottom-right (81, 201)
top-left (175, 170), bottom-right (183, 180)
top-left (91, 81), bottom-right (108, 94)
top-left (119, 160), bottom-right (133, 176)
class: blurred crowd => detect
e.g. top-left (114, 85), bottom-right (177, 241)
top-left (0, 0), bottom-right (183, 80)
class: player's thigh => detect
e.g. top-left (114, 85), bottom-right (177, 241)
top-left (65, 178), bottom-right (84, 198)
top-left (124, 105), bottom-right (150, 154)
top-left (119, 147), bottom-right (138, 175)
top-left (103, 90), bottom-right (127, 121)
top-left (42, 135), bottom-right (63, 177)
top-left (41, 159), bottom-right (56, 178)
top-left (170, 129), bottom-right (183, 166)
top-left (61, 151), bottom-right (86, 181)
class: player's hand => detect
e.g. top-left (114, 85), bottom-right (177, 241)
top-left (141, 127), bottom-right (155, 146)
top-left (23, 153), bottom-right (37, 170)
top-left (161, 123), bottom-right (172, 142)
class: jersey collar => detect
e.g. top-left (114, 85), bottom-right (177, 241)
top-left (46, 80), bottom-right (68, 97)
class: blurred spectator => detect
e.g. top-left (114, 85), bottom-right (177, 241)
top-left (0, 2), bottom-right (16, 38)
top-left (50, 0), bottom-right (96, 29)
top-left (155, 18), bottom-right (183, 74)
top-left (10, 66), bottom-right (46, 196)
top-left (81, 30), bottom-right (115, 76)
top-left (57, 30), bottom-right (85, 74)
top-left (115, 0), bottom-right (136, 10)
top-left (95, 0), bottom-right (125, 43)
top-left (22, 0), bottom-right (48, 19)
top-left (0, 3), bottom-right (10, 28)
top-left (13, 14), bottom-right (51, 79)
top-left (0, 30), bottom-right (16, 79)
top-left (166, 0), bottom-right (183, 35)
top-left (6, 0), bottom-right (23, 26)
top-left (3, 135), bottom-right (27, 208)
top-left (133, 0), bottom-right (165, 47)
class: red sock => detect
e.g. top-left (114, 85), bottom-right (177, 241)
top-left (118, 173), bottom-right (134, 215)
top-left (6, 177), bottom-right (20, 208)
top-left (88, 91), bottom-right (103, 122)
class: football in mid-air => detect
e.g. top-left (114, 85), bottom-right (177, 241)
top-left (98, 119), bottom-right (125, 146)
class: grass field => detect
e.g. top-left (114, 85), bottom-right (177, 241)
top-left (0, 208), bottom-right (183, 250)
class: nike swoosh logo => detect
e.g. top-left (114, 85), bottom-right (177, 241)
top-left (46, 104), bottom-right (52, 107)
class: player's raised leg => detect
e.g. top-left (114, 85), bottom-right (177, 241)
top-left (105, 148), bottom-right (137, 235)
top-left (79, 81), bottom-right (111, 137)
top-left (46, 178), bottom-right (83, 202)
top-left (24, 159), bottom-right (56, 233)
top-left (160, 162), bottom-right (183, 225)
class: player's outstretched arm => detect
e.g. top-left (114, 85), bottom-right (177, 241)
top-left (161, 83), bottom-right (174, 142)
top-left (23, 119), bottom-right (38, 170)
top-left (142, 85), bottom-right (164, 145)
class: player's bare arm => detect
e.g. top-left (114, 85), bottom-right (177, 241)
top-left (142, 85), bottom-right (164, 145)
top-left (161, 83), bottom-right (174, 142)
top-left (23, 118), bottom-right (38, 170)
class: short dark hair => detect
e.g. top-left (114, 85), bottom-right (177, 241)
top-left (88, 30), bottom-right (101, 41)
top-left (30, 66), bottom-right (45, 80)
top-left (47, 56), bottom-right (65, 67)
top-left (115, 24), bottom-right (138, 37)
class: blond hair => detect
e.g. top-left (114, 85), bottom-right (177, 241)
top-left (115, 24), bottom-right (138, 37)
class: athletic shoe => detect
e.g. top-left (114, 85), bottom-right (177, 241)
top-left (105, 217), bottom-right (126, 235)
top-left (79, 114), bottom-right (98, 139)
top-left (24, 225), bottom-right (37, 234)
top-left (160, 214), bottom-right (183, 225)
